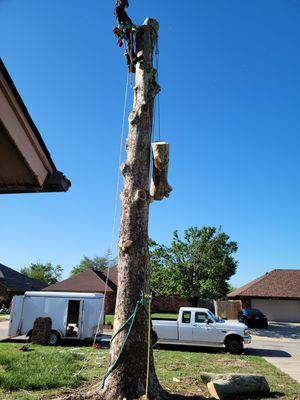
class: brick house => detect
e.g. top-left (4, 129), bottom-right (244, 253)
top-left (44, 266), bottom-right (192, 315)
top-left (0, 263), bottom-right (47, 306)
top-left (228, 269), bottom-right (300, 322)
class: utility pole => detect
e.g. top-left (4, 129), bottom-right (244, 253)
top-left (101, 22), bottom-right (169, 400)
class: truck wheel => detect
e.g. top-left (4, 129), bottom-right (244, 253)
top-left (225, 337), bottom-right (243, 354)
top-left (151, 330), bottom-right (158, 345)
top-left (49, 331), bottom-right (61, 346)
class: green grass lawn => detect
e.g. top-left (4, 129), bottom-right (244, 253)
top-left (0, 342), bottom-right (299, 400)
top-left (0, 314), bottom-right (10, 321)
top-left (151, 313), bottom-right (178, 320)
top-left (105, 313), bottom-right (178, 327)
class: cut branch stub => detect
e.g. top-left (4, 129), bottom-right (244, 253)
top-left (150, 141), bottom-right (173, 201)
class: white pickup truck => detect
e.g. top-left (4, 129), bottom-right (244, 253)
top-left (152, 307), bottom-right (251, 354)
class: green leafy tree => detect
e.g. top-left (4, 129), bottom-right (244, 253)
top-left (228, 284), bottom-right (237, 294)
top-left (21, 262), bottom-right (62, 285)
top-left (70, 254), bottom-right (115, 276)
top-left (150, 227), bottom-right (238, 305)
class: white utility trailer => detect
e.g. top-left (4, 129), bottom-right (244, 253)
top-left (9, 291), bottom-right (104, 345)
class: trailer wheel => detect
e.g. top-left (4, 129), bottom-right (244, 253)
top-left (49, 331), bottom-right (61, 346)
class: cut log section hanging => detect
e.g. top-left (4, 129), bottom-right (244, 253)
top-left (150, 141), bottom-right (172, 201)
top-left (200, 373), bottom-right (270, 400)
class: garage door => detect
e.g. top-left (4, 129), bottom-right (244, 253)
top-left (251, 299), bottom-right (300, 322)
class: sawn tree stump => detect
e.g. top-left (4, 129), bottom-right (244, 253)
top-left (200, 373), bottom-right (270, 400)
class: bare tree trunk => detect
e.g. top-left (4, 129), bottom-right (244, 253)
top-left (101, 23), bottom-right (168, 400)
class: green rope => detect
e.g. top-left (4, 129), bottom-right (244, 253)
top-left (101, 299), bottom-right (147, 387)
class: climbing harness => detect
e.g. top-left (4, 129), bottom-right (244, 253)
top-left (101, 295), bottom-right (148, 387)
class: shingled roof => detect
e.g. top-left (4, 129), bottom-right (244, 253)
top-left (0, 263), bottom-right (47, 292)
top-left (43, 267), bottom-right (118, 293)
top-left (228, 269), bottom-right (300, 300)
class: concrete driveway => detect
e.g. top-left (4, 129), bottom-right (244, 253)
top-left (247, 322), bottom-right (300, 383)
top-left (251, 322), bottom-right (300, 342)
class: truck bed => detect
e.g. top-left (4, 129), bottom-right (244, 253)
top-left (152, 319), bottom-right (178, 340)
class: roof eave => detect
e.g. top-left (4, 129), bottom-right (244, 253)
top-left (0, 171), bottom-right (71, 194)
top-left (228, 294), bottom-right (300, 300)
top-left (0, 58), bottom-right (71, 194)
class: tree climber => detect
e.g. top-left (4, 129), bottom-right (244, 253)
top-left (113, 0), bottom-right (141, 73)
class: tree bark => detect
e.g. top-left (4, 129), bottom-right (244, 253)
top-left (200, 373), bottom-right (270, 400)
top-left (100, 23), bottom-right (168, 400)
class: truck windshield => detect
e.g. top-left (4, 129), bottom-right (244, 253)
top-left (207, 310), bottom-right (219, 322)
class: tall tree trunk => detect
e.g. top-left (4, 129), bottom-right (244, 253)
top-left (101, 23), bottom-right (168, 400)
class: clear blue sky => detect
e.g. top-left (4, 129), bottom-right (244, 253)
top-left (1, 0), bottom-right (300, 287)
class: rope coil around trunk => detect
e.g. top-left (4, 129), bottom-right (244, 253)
top-left (101, 298), bottom-right (148, 388)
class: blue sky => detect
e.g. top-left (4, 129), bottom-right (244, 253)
top-left (1, 0), bottom-right (300, 287)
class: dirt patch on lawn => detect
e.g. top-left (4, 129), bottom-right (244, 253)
top-left (213, 358), bottom-right (250, 368)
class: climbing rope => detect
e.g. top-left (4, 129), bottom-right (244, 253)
top-left (145, 293), bottom-right (153, 400)
top-left (154, 40), bottom-right (161, 142)
top-left (74, 72), bottom-right (130, 377)
top-left (101, 297), bottom-right (148, 387)
top-left (149, 37), bottom-right (161, 188)
top-left (93, 71), bottom-right (131, 344)
top-left (94, 70), bottom-right (130, 344)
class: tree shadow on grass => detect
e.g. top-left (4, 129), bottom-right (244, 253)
top-left (154, 343), bottom-right (226, 354)
top-left (159, 390), bottom-right (284, 400)
top-left (166, 396), bottom-right (204, 399)
top-left (165, 391), bottom-right (285, 400)
top-left (245, 347), bottom-right (291, 358)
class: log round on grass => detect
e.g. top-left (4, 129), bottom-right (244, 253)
top-left (200, 373), bottom-right (270, 400)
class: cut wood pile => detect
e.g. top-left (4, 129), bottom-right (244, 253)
top-left (32, 317), bottom-right (52, 345)
top-left (200, 372), bottom-right (270, 400)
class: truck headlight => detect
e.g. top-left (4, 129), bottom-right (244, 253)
top-left (244, 329), bottom-right (251, 336)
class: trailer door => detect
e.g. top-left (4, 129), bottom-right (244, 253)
top-left (65, 300), bottom-right (84, 339)
top-left (78, 300), bottom-right (84, 339)
top-left (9, 296), bottom-right (24, 337)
